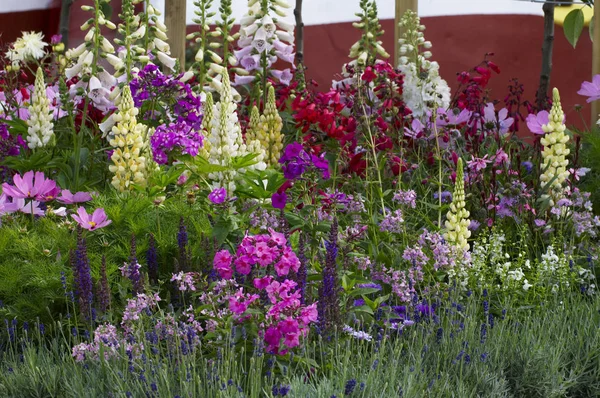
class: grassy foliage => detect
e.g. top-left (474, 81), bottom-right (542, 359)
top-left (1, 292), bottom-right (598, 397)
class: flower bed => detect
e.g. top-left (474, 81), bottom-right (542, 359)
top-left (1, 0), bottom-right (600, 396)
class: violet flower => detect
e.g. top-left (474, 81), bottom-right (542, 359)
top-left (525, 111), bottom-right (549, 135)
top-left (271, 192), bottom-right (287, 209)
top-left (71, 207), bottom-right (112, 231)
top-left (57, 190), bottom-right (93, 204)
top-left (577, 74), bottom-right (600, 103)
top-left (2, 170), bottom-right (60, 202)
top-left (208, 188), bottom-right (227, 204)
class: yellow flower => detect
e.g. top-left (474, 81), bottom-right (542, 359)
top-left (108, 85), bottom-right (148, 191)
top-left (444, 158), bottom-right (471, 251)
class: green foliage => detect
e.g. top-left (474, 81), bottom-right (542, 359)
top-left (564, 8), bottom-right (585, 48)
top-left (0, 293), bottom-right (599, 397)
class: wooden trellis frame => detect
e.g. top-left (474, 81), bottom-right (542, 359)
top-left (394, 0), bottom-right (418, 66)
top-left (165, 0), bottom-right (187, 72)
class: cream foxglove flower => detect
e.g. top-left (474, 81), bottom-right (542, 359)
top-left (26, 68), bottom-right (54, 149)
top-left (539, 88), bottom-right (570, 207)
top-left (444, 158), bottom-right (471, 251)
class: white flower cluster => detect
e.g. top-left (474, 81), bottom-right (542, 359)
top-left (234, 0), bottom-right (295, 86)
top-left (397, 10), bottom-right (450, 118)
top-left (206, 71), bottom-right (266, 193)
top-left (444, 158), bottom-right (471, 251)
top-left (108, 85), bottom-right (148, 192)
top-left (66, 3), bottom-right (117, 80)
top-left (26, 68), bottom-right (54, 149)
top-left (5, 31), bottom-right (47, 70)
top-left (539, 88), bottom-right (570, 207)
top-left (537, 245), bottom-right (571, 294)
top-left (469, 233), bottom-right (532, 292)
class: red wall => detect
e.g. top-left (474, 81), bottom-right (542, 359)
top-left (303, 15), bottom-right (593, 129)
top-left (1, 8), bottom-right (593, 128)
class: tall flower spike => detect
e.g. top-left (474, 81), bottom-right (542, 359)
top-left (206, 71), bottom-right (265, 192)
top-left (257, 84), bottom-right (284, 166)
top-left (348, 0), bottom-right (389, 65)
top-left (397, 10), bottom-right (450, 118)
top-left (108, 85), bottom-right (148, 191)
top-left (539, 88), bottom-right (570, 207)
top-left (444, 158), bottom-right (471, 251)
top-left (27, 67), bottom-right (55, 149)
top-left (199, 91), bottom-right (214, 159)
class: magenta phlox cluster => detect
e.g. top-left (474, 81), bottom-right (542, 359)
top-left (213, 229), bottom-right (300, 279)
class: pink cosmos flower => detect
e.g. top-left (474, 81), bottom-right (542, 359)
top-left (0, 193), bottom-right (20, 215)
top-left (577, 74), bottom-right (600, 103)
top-left (404, 119), bottom-right (424, 139)
top-left (57, 189), bottom-right (93, 204)
top-left (525, 111), bottom-right (549, 135)
top-left (2, 170), bottom-right (60, 202)
top-left (71, 207), bottom-right (112, 231)
top-left (436, 108), bottom-right (471, 127)
top-left (482, 103), bottom-right (514, 134)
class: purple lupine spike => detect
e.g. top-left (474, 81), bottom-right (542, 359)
top-left (317, 217), bottom-right (340, 336)
top-left (297, 232), bottom-right (308, 305)
top-left (97, 255), bottom-right (111, 312)
top-left (146, 233), bottom-right (158, 284)
top-left (75, 227), bottom-right (94, 320)
top-left (177, 217), bottom-right (189, 272)
top-left (128, 234), bottom-right (144, 295)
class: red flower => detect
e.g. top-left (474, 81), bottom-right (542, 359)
top-left (361, 66), bottom-right (377, 83)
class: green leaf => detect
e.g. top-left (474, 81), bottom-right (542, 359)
top-left (564, 9), bottom-right (585, 48)
top-left (590, 15), bottom-right (595, 43)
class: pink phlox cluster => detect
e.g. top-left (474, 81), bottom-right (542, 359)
top-left (256, 278), bottom-right (317, 354)
top-left (213, 229), bottom-right (300, 279)
top-left (228, 288), bottom-right (260, 317)
top-left (171, 271), bottom-right (197, 291)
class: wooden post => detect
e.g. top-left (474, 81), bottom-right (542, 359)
top-left (164, 0), bottom-right (187, 72)
top-left (59, 0), bottom-right (74, 47)
top-left (394, 0), bottom-right (418, 66)
top-left (536, 1), bottom-right (555, 110)
top-left (592, 0), bottom-right (600, 126)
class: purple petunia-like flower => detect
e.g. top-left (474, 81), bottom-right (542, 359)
top-left (150, 121), bottom-right (203, 165)
top-left (271, 192), bottom-right (287, 209)
top-left (279, 142), bottom-right (330, 180)
top-left (208, 188), bottom-right (227, 204)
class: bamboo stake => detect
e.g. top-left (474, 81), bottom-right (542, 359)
top-left (394, 0), bottom-right (418, 66)
top-left (592, 0), bottom-right (600, 126)
top-left (164, 0), bottom-right (187, 72)
top-left (294, 0), bottom-right (304, 65)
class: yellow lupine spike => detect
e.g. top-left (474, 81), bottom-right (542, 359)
top-left (108, 85), bottom-right (148, 192)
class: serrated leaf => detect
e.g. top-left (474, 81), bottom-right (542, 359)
top-left (564, 8), bottom-right (585, 48)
